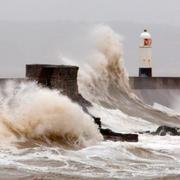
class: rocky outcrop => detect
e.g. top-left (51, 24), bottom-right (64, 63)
top-left (100, 128), bottom-right (138, 142)
top-left (153, 126), bottom-right (180, 136)
top-left (139, 126), bottom-right (180, 136)
top-left (92, 116), bottom-right (102, 129)
top-left (91, 116), bottom-right (138, 142)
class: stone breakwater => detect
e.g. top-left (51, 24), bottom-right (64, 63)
top-left (130, 77), bottom-right (180, 89)
top-left (26, 64), bottom-right (91, 108)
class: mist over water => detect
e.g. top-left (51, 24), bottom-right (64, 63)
top-left (0, 25), bottom-right (179, 179)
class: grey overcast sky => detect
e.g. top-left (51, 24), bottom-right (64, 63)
top-left (0, 0), bottom-right (180, 26)
top-left (0, 0), bottom-right (180, 77)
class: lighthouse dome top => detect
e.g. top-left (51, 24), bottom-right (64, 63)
top-left (140, 29), bottom-right (151, 39)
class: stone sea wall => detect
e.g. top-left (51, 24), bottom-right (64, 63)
top-left (129, 77), bottom-right (180, 89)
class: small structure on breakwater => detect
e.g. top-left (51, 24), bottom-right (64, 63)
top-left (26, 64), bottom-right (79, 98)
top-left (26, 64), bottom-right (91, 107)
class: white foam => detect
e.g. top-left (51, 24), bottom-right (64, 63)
top-left (88, 103), bottom-right (157, 133)
top-left (0, 81), bottom-right (102, 147)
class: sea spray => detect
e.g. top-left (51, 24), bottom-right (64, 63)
top-left (0, 26), bottom-right (179, 180)
top-left (78, 25), bottom-right (136, 107)
top-left (0, 81), bottom-right (102, 147)
top-left (78, 25), bottom-right (180, 127)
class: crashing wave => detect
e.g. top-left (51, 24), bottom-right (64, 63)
top-left (79, 25), bottom-right (180, 127)
top-left (0, 81), bottom-right (102, 148)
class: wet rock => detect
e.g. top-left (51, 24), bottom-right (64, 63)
top-left (138, 130), bottom-right (151, 134)
top-left (82, 108), bottom-right (138, 142)
top-left (137, 126), bottom-right (180, 136)
top-left (153, 126), bottom-right (180, 136)
top-left (100, 128), bottom-right (138, 142)
top-left (90, 116), bottom-right (138, 142)
top-left (92, 117), bottom-right (102, 129)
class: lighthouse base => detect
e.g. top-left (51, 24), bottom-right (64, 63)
top-left (139, 68), bottom-right (152, 77)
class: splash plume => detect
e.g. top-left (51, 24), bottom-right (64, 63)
top-left (0, 81), bottom-right (102, 147)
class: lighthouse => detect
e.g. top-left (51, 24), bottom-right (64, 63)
top-left (139, 29), bottom-right (152, 77)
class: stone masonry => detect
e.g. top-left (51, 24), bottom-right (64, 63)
top-left (26, 64), bottom-right (91, 107)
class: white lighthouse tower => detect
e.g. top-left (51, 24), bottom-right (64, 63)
top-left (139, 29), bottom-right (152, 77)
